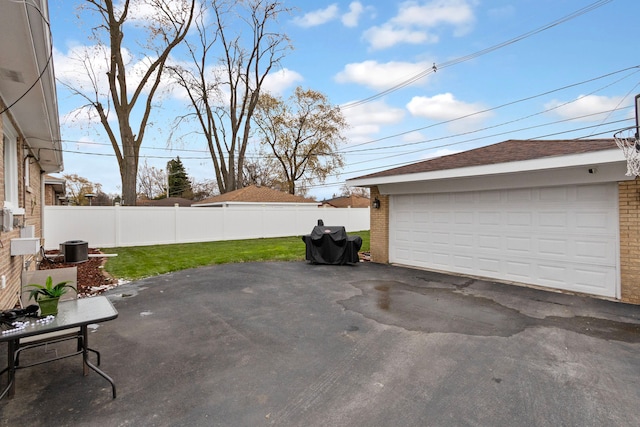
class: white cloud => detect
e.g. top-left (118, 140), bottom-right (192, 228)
top-left (363, 24), bottom-right (435, 50)
top-left (292, 4), bottom-right (340, 27)
top-left (54, 45), bottom-right (114, 97)
top-left (342, 2), bottom-right (364, 27)
top-left (263, 68), bottom-right (304, 95)
top-left (363, 0), bottom-right (476, 50)
top-left (406, 92), bottom-right (491, 130)
top-left (393, 0), bottom-right (474, 28)
top-left (341, 100), bottom-right (405, 143)
top-left (544, 95), bottom-right (626, 122)
top-left (335, 60), bottom-right (434, 90)
top-left (124, 0), bottom-right (199, 26)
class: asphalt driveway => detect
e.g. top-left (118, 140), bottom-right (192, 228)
top-left (2, 261), bottom-right (640, 426)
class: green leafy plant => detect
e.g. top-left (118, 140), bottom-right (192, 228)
top-left (28, 275), bottom-right (76, 301)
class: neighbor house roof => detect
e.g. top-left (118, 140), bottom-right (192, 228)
top-left (192, 185), bottom-right (318, 206)
top-left (321, 195), bottom-right (370, 208)
top-left (355, 139), bottom-right (619, 180)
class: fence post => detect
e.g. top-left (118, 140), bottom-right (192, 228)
top-left (174, 204), bottom-right (180, 244)
top-left (114, 203), bottom-right (121, 248)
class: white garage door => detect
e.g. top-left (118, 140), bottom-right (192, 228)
top-left (390, 184), bottom-right (618, 298)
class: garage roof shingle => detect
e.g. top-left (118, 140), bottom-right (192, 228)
top-left (355, 139), bottom-right (618, 180)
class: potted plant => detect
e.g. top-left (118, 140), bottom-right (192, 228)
top-left (28, 275), bottom-right (76, 316)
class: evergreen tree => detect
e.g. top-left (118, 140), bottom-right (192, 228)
top-left (167, 157), bottom-right (193, 198)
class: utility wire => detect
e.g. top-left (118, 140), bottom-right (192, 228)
top-left (341, 0), bottom-right (613, 109)
top-left (345, 65), bottom-right (640, 150)
top-left (49, 66), bottom-right (639, 159)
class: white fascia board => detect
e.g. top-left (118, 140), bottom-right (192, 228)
top-left (347, 149), bottom-right (626, 187)
top-left (192, 202), bottom-right (321, 207)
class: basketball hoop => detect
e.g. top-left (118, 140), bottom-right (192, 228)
top-left (614, 126), bottom-right (640, 176)
top-left (615, 94), bottom-right (640, 176)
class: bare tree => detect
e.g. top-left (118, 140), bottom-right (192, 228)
top-left (63, 174), bottom-right (97, 205)
top-left (137, 160), bottom-right (167, 199)
top-left (253, 87), bottom-right (347, 195)
top-left (241, 154), bottom-right (281, 188)
top-left (59, 0), bottom-right (195, 205)
top-left (191, 178), bottom-right (218, 201)
top-left (168, 0), bottom-right (292, 194)
top-left (340, 183), bottom-right (370, 198)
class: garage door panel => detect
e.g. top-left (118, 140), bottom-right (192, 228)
top-left (538, 238), bottom-right (568, 256)
top-left (538, 212), bottom-right (568, 229)
top-left (455, 193), bottom-right (475, 203)
top-left (479, 190), bottom-right (501, 202)
top-left (432, 232), bottom-right (450, 245)
top-left (453, 233), bottom-right (474, 247)
top-left (479, 211), bottom-right (501, 225)
top-left (537, 264), bottom-right (568, 285)
top-left (507, 212), bottom-right (532, 226)
top-left (455, 211), bottom-right (474, 224)
top-left (506, 236), bottom-right (531, 253)
top-left (478, 234), bottom-right (501, 251)
top-left (432, 212), bottom-right (450, 224)
top-left (574, 240), bottom-right (616, 262)
top-left (390, 183), bottom-right (618, 298)
top-left (540, 186), bottom-right (568, 201)
top-left (453, 254), bottom-right (474, 269)
top-left (577, 183), bottom-right (612, 200)
top-left (507, 188), bottom-right (534, 201)
top-left (505, 261), bottom-right (531, 279)
top-left (573, 268), bottom-right (615, 293)
top-left (478, 257), bottom-right (501, 274)
top-left (575, 212), bottom-right (612, 231)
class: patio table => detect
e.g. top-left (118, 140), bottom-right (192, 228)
top-left (0, 296), bottom-right (118, 399)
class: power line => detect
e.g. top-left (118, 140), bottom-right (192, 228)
top-left (50, 66), bottom-right (639, 161)
top-left (345, 65), bottom-right (640, 150)
top-left (341, 0), bottom-right (613, 109)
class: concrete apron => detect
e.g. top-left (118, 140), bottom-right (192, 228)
top-left (1, 261), bottom-right (639, 426)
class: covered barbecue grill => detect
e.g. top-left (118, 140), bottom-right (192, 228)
top-left (302, 223), bottom-right (362, 265)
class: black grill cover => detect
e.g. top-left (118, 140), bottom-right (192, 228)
top-left (302, 226), bottom-right (362, 265)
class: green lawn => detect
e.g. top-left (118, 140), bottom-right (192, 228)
top-left (102, 231), bottom-right (370, 280)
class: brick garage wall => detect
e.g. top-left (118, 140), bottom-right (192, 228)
top-left (370, 186), bottom-right (389, 264)
top-left (619, 178), bottom-right (640, 304)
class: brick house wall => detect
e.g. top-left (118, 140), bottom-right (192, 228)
top-left (0, 107), bottom-right (43, 310)
top-left (369, 186), bottom-right (389, 264)
top-left (44, 184), bottom-right (55, 206)
top-left (618, 178), bottom-right (640, 304)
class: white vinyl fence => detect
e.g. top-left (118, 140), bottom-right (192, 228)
top-left (43, 205), bottom-right (370, 250)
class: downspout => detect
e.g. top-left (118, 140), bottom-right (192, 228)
top-left (40, 171), bottom-right (46, 250)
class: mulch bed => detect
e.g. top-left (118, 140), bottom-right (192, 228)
top-left (38, 249), bottom-right (117, 297)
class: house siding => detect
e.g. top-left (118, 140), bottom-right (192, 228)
top-left (370, 186), bottom-right (389, 263)
top-left (619, 178), bottom-right (640, 304)
top-left (0, 107), bottom-right (43, 310)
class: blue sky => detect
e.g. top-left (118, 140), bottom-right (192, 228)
top-left (48, 0), bottom-right (639, 200)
